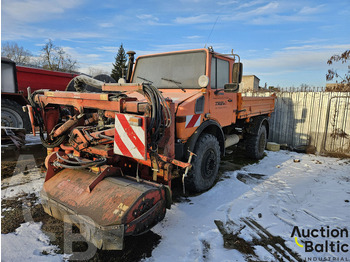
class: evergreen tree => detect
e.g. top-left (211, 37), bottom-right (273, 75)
top-left (111, 44), bottom-right (127, 81)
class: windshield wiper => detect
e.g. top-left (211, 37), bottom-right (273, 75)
top-left (137, 76), bottom-right (153, 84)
top-left (161, 77), bottom-right (186, 92)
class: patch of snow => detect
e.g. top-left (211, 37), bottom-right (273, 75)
top-left (1, 222), bottom-right (69, 261)
top-left (253, 245), bottom-right (276, 261)
top-left (227, 151), bottom-right (350, 260)
top-left (146, 151), bottom-right (350, 261)
top-left (1, 168), bottom-right (44, 199)
top-left (1, 207), bottom-right (14, 212)
top-left (144, 161), bottom-right (252, 261)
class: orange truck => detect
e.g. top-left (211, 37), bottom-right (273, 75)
top-left (27, 48), bottom-right (275, 250)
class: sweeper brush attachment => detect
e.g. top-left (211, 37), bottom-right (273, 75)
top-left (41, 163), bottom-right (168, 250)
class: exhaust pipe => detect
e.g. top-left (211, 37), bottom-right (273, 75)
top-left (126, 51), bottom-right (136, 83)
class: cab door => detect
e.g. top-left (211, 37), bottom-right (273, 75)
top-left (209, 57), bottom-right (236, 127)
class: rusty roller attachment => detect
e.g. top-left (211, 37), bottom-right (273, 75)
top-left (41, 166), bottom-right (167, 250)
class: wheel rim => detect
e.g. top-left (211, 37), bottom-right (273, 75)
top-left (201, 149), bottom-right (217, 179)
top-left (1, 107), bottom-right (24, 128)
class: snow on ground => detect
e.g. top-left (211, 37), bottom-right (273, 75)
top-left (1, 150), bottom-right (349, 261)
top-left (225, 151), bottom-right (350, 260)
top-left (146, 151), bottom-right (350, 261)
top-left (1, 222), bottom-right (68, 262)
top-left (1, 168), bottom-right (44, 199)
top-left (1, 167), bottom-right (68, 261)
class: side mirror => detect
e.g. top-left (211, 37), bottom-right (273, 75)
top-left (232, 62), bottom-right (243, 84)
top-left (224, 83), bottom-right (239, 93)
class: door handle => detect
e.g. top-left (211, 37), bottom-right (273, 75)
top-left (214, 89), bottom-right (224, 95)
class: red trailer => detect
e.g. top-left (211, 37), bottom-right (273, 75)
top-left (1, 58), bottom-right (78, 131)
top-left (16, 65), bottom-right (77, 97)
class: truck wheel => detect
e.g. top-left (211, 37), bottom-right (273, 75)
top-left (245, 124), bottom-right (267, 159)
top-left (186, 134), bottom-right (221, 193)
top-left (1, 99), bottom-right (31, 132)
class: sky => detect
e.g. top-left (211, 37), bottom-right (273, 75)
top-left (1, 0), bottom-right (350, 87)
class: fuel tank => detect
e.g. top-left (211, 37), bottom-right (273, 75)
top-left (41, 168), bottom-right (168, 250)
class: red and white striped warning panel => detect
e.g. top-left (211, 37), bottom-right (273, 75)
top-left (114, 113), bottom-right (147, 160)
top-left (185, 114), bottom-right (201, 128)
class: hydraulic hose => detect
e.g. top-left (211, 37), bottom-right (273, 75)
top-left (41, 133), bottom-right (67, 148)
top-left (142, 84), bottom-right (172, 151)
top-left (55, 152), bottom-right (107, 169)
top-left (27, 88), bottom-right (68, 148)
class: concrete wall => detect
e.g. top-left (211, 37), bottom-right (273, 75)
top-left (240, 75), bottom-right (260, 92)
top-left (242, 90), bottom-right (350, 156)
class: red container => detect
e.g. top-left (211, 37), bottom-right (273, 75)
top-left (16, 66), bottom-right (78, 96)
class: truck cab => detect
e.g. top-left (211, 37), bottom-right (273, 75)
top-left (127, 48), bottom-right (274, 191)
top-left (131, 49), bottom-right (240, 130)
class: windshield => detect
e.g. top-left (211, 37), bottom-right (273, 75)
top-left (132, 51), bottom-right (206, 89)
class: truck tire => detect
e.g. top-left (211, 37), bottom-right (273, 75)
top-left (245, 124), bottom-right (267, 159)
top-left (186, 133), bottom-right (221, 193)
top-left (1, 99), bottom-right (31, 132)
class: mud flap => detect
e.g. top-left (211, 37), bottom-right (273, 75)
top-left (41, 168), bottom-right (167, 250)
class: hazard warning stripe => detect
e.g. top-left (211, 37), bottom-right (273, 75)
top-left (115, 115), bottom-right (143, 160)
top-left (114, 128), bottom-right (132, 157)
top-left (116, 114), bottom-right (145, 157)
top-left (114, 113), bottom-right (147, 160)
top-left (185, 114), bottom-right (201, 128)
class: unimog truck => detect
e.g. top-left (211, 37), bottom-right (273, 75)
top-left (27, 47), bottom-right (275, 250)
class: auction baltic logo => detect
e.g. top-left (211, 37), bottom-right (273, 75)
top-left (291, 226), bottom-right (349, 260)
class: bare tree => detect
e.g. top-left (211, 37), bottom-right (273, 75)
top-left (40, 39), bottom-right (78, 72)
top-left (326, 50), bottom-right (350, 91)
top-left (1, 42), bottom-right (32, 64)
